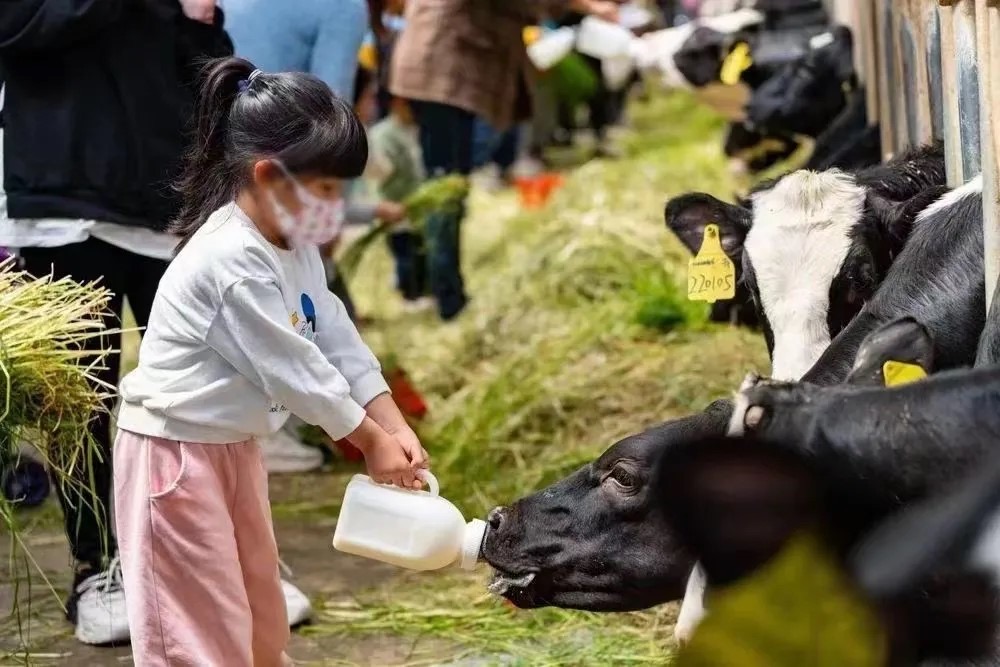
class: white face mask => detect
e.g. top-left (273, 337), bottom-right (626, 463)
top-left (269, 162), bottom-right (345, 247)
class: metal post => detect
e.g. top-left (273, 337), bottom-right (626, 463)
top-left (924, 0), bottom-right (945, 140)
top-left (857, 0), bottom-right (881, 128)
top-left (876, 0), bottom-right (899, 159)
top-left (938, 1), bottom-right (981, 186)
top-left (893, 1), bottom-right (917, 150)
top-left (977, 0), bottom-right (1000, 311)
top-left (905, 0), bottom-right (936, 145)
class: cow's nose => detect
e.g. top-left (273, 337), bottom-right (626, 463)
top-left (488, 506), bottom-right (506, 531)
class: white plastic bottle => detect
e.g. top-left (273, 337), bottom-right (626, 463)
top-left (332, 471), bottom-right (487, 571)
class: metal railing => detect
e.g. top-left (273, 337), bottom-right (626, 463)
top-left (835, 0), bottom-right (1000, 310)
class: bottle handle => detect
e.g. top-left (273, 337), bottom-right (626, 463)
top-left (418, 469), bottom-right (439, 496)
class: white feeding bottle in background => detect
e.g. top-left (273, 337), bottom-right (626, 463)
top-left (333, 471), bottom-right (487, 571)
top-left (527, 26), bottom-right (576, 70)
top-left (576, 15), bottom-right (636, 61)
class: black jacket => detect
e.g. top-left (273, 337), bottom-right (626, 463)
top-left (0, 1), bottom-right (232, 230)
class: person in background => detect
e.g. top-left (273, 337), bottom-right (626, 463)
top-left (361, 67), bottom-right (434, 311)
top-left (114, 56), bottom-right (429, 666)
top-left (320, 66), bottom-right (407, 322)
top-left (224, 0), bottom-right (368, 100)
top-left (472, 120), bottom-right (523, 191)
top-left (0, 0), bottom-right (231, 647)
top-left (374, 0), bottom-right (407, 120)
top-left (390, 0), bottom-right (620, 321)
top-left (556, 1), bottom-right (630, 158)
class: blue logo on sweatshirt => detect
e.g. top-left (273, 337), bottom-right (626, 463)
top-left (292, 293), bottom-right (316, 342)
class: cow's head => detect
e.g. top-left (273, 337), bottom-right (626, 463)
top-left (673, 26), bottom-right (741, 87)
top-left (479, 400), bottom-right (733, 611)
top-left (665, 175), bottom-right (945, 381)
top-left (746, 26), bottom-right (857, 139)
top-left (722, 121), bottom-right (800, 174)
top-left (730, 317), bottom-right (936, 437)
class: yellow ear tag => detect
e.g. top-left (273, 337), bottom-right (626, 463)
top-left (358, 43), bottom-right (378, 72)
top-left (882, 360), bottom-right (927, 387)
top-left (523, 26), bottom-right (542, 46)
top-left (720, 42), bottom-right (753, 86)
top-left (688, 224), bottom-right (736, 303)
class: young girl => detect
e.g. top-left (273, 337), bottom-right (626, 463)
top-left (114, 57), bottom-right (428, 666)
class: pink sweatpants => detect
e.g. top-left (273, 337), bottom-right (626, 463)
top-left (113, 430), bottom-right (290, 667)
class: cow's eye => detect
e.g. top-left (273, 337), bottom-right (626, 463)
top-left (607, 465), bottom-right (637, 490)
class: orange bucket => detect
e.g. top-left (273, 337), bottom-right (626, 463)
top-left (515, 172), bottom-right (565, 209)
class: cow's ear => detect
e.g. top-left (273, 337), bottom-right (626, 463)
top-left (658, 435), bottom-right (821, 587)
top-left (846, 317), bottom-right (934, 386)
top-left (664, 193), bottom-right (751, 260)
top-left (869, 185), bottom-right (949, 254)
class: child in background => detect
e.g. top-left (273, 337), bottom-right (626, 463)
top-left (321, 66), bottom-right (407, 322)
top-left (114, 57), bottom-right (428, 666)
top-left (346, 64), bottom-right (431, 310)
top-left (361, 65), bottom-right (434, 311)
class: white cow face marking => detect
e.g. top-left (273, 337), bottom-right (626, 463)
top-left (745, 170), bottom-right (866, 380)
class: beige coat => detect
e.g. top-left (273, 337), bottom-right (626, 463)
top-left (390, 0), bottom-right (567, 129)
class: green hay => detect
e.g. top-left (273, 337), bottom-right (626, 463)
top-left (328, 91), bottom-right (769, 662)
top-left (338, 176), bottom-right (470, 279)
top-left (0, 263), bottom-right (116, 648)
top-left (309, 571), bottom-right (675, 666)
top-left (402, 175), bottom-right (469, 223)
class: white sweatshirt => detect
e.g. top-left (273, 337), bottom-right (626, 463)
top-left (118, 203), bottom-right (389, 444)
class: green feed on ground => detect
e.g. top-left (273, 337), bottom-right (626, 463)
top-left (299, 92), bottom-right (769, 664)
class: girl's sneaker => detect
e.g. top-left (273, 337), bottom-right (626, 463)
top-left (260, 428), bottom-right (323, 474)
top-left (278, 560), bottom-right (313, 626)
top-left (282, 579), bottom-right (313, 627)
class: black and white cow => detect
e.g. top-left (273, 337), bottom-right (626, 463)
top-left (672, 172), bottom-right (981, 640)
top-left (656, 423), bottom-right (1000, 665)
top-left (745, 25), bottom-right (857, 140)
top-left (976, 281), bottom-right (1000, 366)
top-left (665, 143), bottom-right (947, 375)
top-left (634, 9), bottom-right (765, 91)
top-left (804, 86), bottom-right (882, 172)
top-left (799, 175), bottom-right (984, 384)
top-left (481, 170), bottom-right (983, 639)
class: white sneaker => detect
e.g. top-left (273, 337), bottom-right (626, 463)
top-left (260, 428), bottom-right (323, 474)
top-left (282, 579), bottom-right (313, 626)
top-left (73, 557), bottom-right (130, 646)
top-left (401, 296), bottom-right (436, 314)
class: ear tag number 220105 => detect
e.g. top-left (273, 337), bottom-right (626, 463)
top-left (687, 224), bottom-right (736, 304)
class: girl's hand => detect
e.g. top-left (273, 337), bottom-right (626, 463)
top-left (364, 393), bottom-right (429, 468)
top-left (179, 0), bottom-right (216, 24)
top-left (348, 417), bottom-right (423, 489)
top-left (390, 424), bottom-right (429, 471)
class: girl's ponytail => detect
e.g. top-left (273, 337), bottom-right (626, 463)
top-left (172, 57), bottom-right (256, 251)
top-left (171, 56), bottom-right (368, 252)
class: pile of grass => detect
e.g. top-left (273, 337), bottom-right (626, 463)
top-left (0, 262), bottom-right (114, 623)
top-left (314, 91), bottom-right (768, 663)
top-left (314, 571), bottom-right (674, 666)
